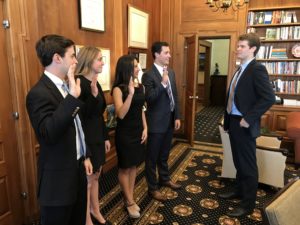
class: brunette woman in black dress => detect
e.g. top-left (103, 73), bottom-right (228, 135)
top-left (112, 55), bottom-right (147, 218)
top-left (75, 46), bottom-right (111, 225)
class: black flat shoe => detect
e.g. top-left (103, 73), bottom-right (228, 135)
top-left (90, 213), bottom-right (112, 225)
top-left (218, 191), bottom-right (241, 200)
top-left (226, 207), bottom-right (253, 217)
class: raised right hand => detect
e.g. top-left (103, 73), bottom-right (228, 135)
top-left (162, 66), bottom-right (169, 85)
top-left (128, 76), bottom-right (135, 96)
top-left (67, 63), bottom-right (81, 98)
top-left (90, 75), bottom-right (99, 97)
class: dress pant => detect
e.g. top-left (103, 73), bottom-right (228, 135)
top-left (40, 158), bottom-right (87, 225)
top-left (145, 126), bottom-right (173, 192)
top-left (228, 115), bottom-right (258, 210)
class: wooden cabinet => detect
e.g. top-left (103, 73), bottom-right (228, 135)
top-left (247, 6), bottom-right (300, 100)
top-left (210, 75), bottom-right (227, 106)
top-left (261, 105), bottom-right (300, 135)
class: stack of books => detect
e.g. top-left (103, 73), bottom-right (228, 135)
top-left (270, 48), bottom-right (288, 59)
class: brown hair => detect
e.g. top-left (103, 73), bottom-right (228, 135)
top-left (238, 33), bottom-right (261, 56)
top-left (75, 46), bottom-right (101, 75)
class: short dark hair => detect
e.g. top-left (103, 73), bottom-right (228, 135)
top-left (151, 41), bottom-right (169, 59)
top-left (35, 34), bottom-right (75, 67)
top-left (238, 33), bottom-right (261, 56)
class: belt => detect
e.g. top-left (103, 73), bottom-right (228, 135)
top-left (229, 114), bottom-right (242, 119)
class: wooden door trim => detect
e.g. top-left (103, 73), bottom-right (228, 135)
top-left (3, 0), bottom-right (40, 223)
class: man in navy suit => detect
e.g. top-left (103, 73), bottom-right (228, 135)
top-left (219, 33), bottom-right (275, 217)
top-left (26, 35), bottom-right (93, 225)
top-left (142, 42), bottom-right (181, 201)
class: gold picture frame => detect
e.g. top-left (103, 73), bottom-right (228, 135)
top-left (79, 0), bottom-right (105, 32)
top-left (128, 5), bottom-right (149, 49)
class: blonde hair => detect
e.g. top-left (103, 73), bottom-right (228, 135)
top-left (75, 46), bottom-right (101, 76)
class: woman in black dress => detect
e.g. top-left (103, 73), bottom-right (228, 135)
top-left (112, 55), bottom-right (147, 218)
top-left (75, 46), bottom-right (111, 225)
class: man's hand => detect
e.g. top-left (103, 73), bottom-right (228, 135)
top-left (84, 158), bottom-right (93, 175)
top-left (240, 118), bottom-right (250, 128)
top-left (90, 75), bottom-right (99, 97)
top-left (175, 119), bottom-right (181, 130)
top-left (67, 63), bottom-right (81, 98)
top-left (162, 66), bottom-right (169, 85)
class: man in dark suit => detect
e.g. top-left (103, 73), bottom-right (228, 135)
top-left (26, 34), bottom-right (93, 225)
top-left (142, 41), bottom-right (181, 202)
top-left (219, 33), bottom-right (275, 217)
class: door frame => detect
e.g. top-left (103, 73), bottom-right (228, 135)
top-left (2, 0), bottom-right (40, 223)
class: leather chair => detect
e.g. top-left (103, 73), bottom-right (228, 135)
top-left (264, 178), bottom-right (300, 225)
top-left (286, 112), bottom-right (300, 165)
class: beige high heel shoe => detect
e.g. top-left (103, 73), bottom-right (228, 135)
top-left (126, 203), bottom-right (140, 218)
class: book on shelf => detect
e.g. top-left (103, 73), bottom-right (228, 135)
top-left (266, 28), bottom-right (277, 40)
top-left (264, 11), bottom-right (273, 24)
top-left (271, 11), bottom-right (281, 24)
top-left (292, 11), bottom-right (298, 23)
top-left (270, 48), bottom-right (288, 59)
top-left (283, 99), bottom-right (300, 106)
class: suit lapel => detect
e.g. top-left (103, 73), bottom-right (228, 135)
top-left (235, 59), bottom-right (256, 93)
top-left (41, 74), bottom-right (64, 102)
top-left (151, 65), bottom-right (163, 83)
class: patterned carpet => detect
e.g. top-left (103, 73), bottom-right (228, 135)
top-left (98, 143), bottom-right (300, 225)
top-left (194, 106), bottom-right (224, 144)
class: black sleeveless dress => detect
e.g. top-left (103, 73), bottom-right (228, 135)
top-left (115, 85), bottom-right (145, 168)
top-left (78, 76), bottom-right (108, 172)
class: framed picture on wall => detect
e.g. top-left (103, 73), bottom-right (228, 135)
top-left (138, 53), bottom-right (147, 69)
top-left (76, 45), bottom-right (111, 91)
top-left (79, 0), bottom-right (105, 32)
top-left (128, 5), bottom-right (149, 49)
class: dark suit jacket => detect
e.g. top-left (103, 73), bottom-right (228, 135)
top-left (78, 76), bottom-right (109, 145)
top-left (224, 59), bottom-right (275, 137)
top-left (142, 65), bottom-right (180, 133)
top-left (26, 74), bottom-right (86, 206)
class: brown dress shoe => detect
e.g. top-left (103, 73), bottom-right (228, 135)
top-left (148, 190), bottom-right (167, 202)
top-left (162, 181), bottom-right (182, 190)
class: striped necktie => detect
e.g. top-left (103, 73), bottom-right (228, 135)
top-left (166, 80), bottom-right (175, 111)
top-left (226, 67), bottom-right (242, 114)
top-left (62, 83), bottom-right (86, 157)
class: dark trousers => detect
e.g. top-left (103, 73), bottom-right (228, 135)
top-left (228, 115), bottom-right (258, 210)
top-left (40, 160), bottom-right (87, 225)
top-left (145, 128), bottom-right (173, 191)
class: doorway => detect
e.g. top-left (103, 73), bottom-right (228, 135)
top-left (195, 37), bottom-right (230, 144)
top-left (184, 35), bottom-right (230, 145)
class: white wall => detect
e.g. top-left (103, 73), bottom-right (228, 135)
top-left (207, 39), bottom-right (230, 76)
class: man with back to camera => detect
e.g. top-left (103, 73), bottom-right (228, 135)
top-left (26, 34), bottom-right (93, 225)
top-left (142, 41), bottom-right (181, 202)
top-left (219, 33), bottom-right (275, 217)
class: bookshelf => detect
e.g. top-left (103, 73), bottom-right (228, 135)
top-left (247, 5), bottom-right (300, 136)
top-left (247, 6), bottom-right (300, 100)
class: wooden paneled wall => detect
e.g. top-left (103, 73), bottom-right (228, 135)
top-left (3, 0), bottom-right (297, 223)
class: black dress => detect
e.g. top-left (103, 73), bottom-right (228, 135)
top-left (78, 75), bottom-right (108, 172)
top-left (115, 85), bottom-right (145, 168)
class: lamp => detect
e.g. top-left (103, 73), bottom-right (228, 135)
top-left (205, 0), bottom-right (249, 12)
